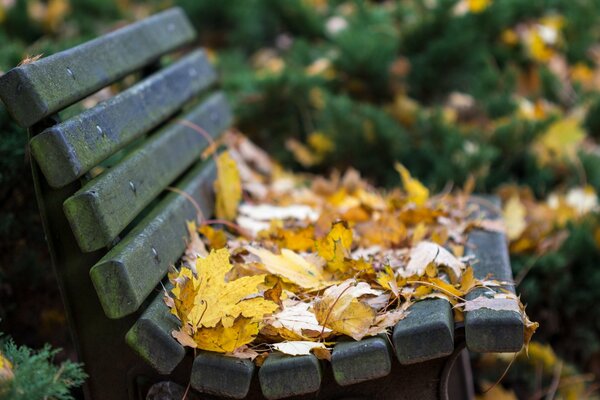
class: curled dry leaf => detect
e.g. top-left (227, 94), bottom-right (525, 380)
top-left (405, 241), bottom-right (465, 280)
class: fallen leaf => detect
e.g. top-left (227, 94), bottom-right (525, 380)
top-left (214, 151), bottom-right (242, 220)
top-left (248, 247), bottom-right (330, 290)
top-left (272, 341), bottom-right (328, 356)
top-left (405, 241), bottom-right (465, 280)
top-left (395, 163), bottom-right (429, 206)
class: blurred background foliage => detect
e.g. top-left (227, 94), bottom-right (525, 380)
top-left (1, 0), bottom-right (600, 398)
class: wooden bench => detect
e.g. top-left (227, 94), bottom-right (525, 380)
top-left (0, 8), bottom-right (524, 400)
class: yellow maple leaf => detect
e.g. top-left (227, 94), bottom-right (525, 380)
top-left (394, 163), bottom-right (429, 206)
top-left (317, 221), bottom-right (353, 272)
top-left (214, 151), bottom-right (242, 220)
top-left (193, 317), bottom-right (260, 353)
top-left (167, 249), bottom-right (279, 352)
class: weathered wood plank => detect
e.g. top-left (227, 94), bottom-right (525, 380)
top-left (63, 93), bottom-right (229, 253)
top-left (125, 290), bottom-right (185, 375)
top-left (30, 50), bottom-right (217, 189)
top-left (393, 299), bottom-right (454, 364)
top-left (258, 354), bottom-right (322, 399)
top-left (464, 198), bottom-right (524, 352)
top-left (0, 7), bottom-right (195, 128)
top-left (331, 336), bottom-right (392, 386)
top-left (191, 351), bottom-right (255, 399)
top-left (90, 160), bottom-right (216, 319)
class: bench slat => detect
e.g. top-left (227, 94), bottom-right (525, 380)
top-left (30, 50), bottom-right (217, 189)
top-left (191, 351), bottom-right (255, 399)
top-left (90, 160), bottom-right (216, 319)
top-left (258, 354), bottom-right (322, 400)
top-left (393, 298), bottom-right (454, 364)
top-left (331, 336), bottom-right (392, 386)
top-left (464, 196), bottom-right (524, 353)
top-left (125, 290), bottom-right (185, 375)
top-left (63, 92), bottom-right (229, 253)
top-left (0, 7), bottom-right (195, 128)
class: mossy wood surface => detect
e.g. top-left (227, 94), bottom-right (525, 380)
top-left (30, 50), bottom-right (216, 189)
top-left (0, 7), bottom-right (194, 128)
top-left (464, 198), bottom-right (524, 353)
top-left (62, 91), bottom-right (228, 253)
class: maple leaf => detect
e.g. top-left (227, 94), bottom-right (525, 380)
top-left (214, 151), bottom-right (242, 220)
top-left (317, 221), bottom-right (353, 272)
top-left (167, 248), bottom-right (279, 352)
top-left (394, 163), bottom-right (429, 206)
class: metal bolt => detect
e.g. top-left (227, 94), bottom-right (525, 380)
top-left (151, 247), bottom-right (160, 262)
top-left (66, 67), bottom-right (74, 78)
top-left (129, 181), bottom-right (136, 194)
top-left (96, 125), bottom-right (105, 137)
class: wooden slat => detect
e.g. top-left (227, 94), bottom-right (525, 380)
top-left (125, 290), bottom-right (185, 375)
top-left (464, 197), bottom-right (523, 352)
top-left (331, 336), bottom-right (392, 386)
top-left (90, 160), bottom-right (216, 319)
top-left (258, 354), bottom-right (322, 400)
top-left (393, 299), bottom-right (454, 364)
top-left (30, 50), bottom-right (217, 189)
top-left (63, 93), bottom-right (230, 253)
top-left (0, 7), bottom-right (195, 128)
top-left (191, 351), bottom-right (255, 399)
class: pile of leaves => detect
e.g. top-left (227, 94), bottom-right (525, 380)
top-left (163, 132), bottom-right (537, 361)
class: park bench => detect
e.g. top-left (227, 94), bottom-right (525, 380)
top-left (0, 7), bottom-right (524, 400)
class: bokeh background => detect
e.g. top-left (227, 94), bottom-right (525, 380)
top-left (1, 0), bottom-right (600, 398)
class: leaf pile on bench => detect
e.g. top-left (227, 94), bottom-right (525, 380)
top-left (163, 132), bottom-right (537, 363)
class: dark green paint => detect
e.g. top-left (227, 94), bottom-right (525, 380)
top-left (393, 299), bottom-right (454, 364)
top-left (126, 290), bottom-right (186, 375)
top-left (0, 8), bottom-right (195, 128)
top-left (90, 160), bottom-right (216, 319)
top-left (63, 92), bottom-right (229, 252)
top-left (31, 50), bottom-right (216, 189)
top-left (191, 351), bottom-right (254, 399)
top-left (259, 354), bottom-right (322, 399)
top-left (464, 196), bottom-right (524, 353)
top-left (332, 336), bottom-right (392, 386)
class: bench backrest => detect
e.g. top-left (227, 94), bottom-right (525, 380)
top-left (0, 8), bottom-right (229, 399)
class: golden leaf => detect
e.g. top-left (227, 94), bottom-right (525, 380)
top-left (317, 221), bottom-right (353, 272)
top-left (214, 151), bottom-right (242, 220)
top-left (193, 317), bottom-right (260, 353)
top-left (313, 280), bottom-right (384, 340)
top-left (503, 196), bottom-right (527, 240)
top-left (394, 163), bottom-right (429, 206)
top-left (248, 247), bottom-right (329, 290)
top-left (532, 117), bottom-right (585, 166)
top-left (199, 224), bottom-right (227, 250)
top-left (167, 249), bottom-right (279, 352)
